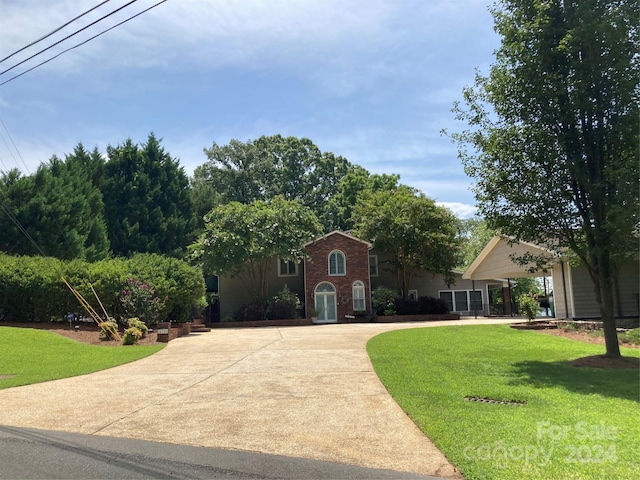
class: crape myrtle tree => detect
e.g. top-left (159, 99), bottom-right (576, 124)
top-left (450, 0), bottom-right (639, 357)
top-left (353, 186), bottom-right (462, 298)
top-left (191, 196), bottom-right (322, 302)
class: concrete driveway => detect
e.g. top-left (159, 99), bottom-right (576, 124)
top-left (0, 319), bottom-right (514, 477)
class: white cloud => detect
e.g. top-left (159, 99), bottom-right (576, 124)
top-left (437, 201), bottom-right (477, 219)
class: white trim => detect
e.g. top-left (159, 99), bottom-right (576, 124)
top-left (305, 230), bottom-right (373, 248)
top-left (277, 257), bottom-right (298, 277)
top-left (352, 280), bottom-right (366, 311)
top-left (328, 249), bottom-right (346, 276)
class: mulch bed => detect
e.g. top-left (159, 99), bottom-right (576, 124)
top-left (537, 328), bottom-right (639, 369)
top-left (0, 321), bottom-right (158, 346)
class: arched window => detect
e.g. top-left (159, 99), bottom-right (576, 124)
top-left (352, 281), bottom-right (366, 311)
top-left (328, 250), bottom-right (346, 276)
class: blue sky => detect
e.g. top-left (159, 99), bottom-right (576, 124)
top-left (0, 0), bottom-right (500, 218)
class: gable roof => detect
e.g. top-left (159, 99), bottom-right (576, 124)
top-left (463, 236), bottom-right (559, 280)
top-left (305, 230), bottom-right (373, 248)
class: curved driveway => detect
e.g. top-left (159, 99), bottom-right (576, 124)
top-left (0, 319), bottom-right (514, 477)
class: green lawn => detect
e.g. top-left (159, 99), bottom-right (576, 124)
top-left (367, 325), bottom-right (640, 480)
top-left (0, 327), bottom-right (164, 389)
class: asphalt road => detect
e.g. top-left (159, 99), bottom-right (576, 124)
top-left (0, 426), bottom-right (442, 479)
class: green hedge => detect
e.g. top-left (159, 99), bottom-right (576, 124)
top-left (0, 253), bottom-right (205, 323)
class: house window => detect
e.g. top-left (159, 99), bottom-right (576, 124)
top-left (353, 281), bottom-right (366, 311)
top-left (439, 290), bottom-right (483, 313)
top-left (278, 258), bottom-right (297, 277)
top-left (369, 255), bottom-right (378, 277)
top-left (328, 250), bottom-right (346, 276)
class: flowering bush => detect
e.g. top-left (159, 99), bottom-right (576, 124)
top-left (120, 278), bottom-right (167, 327)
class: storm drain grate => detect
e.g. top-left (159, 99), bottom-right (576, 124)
top-left (465, 396), bottom-right (527, 406)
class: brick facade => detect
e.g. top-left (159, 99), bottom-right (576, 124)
top-left (304, 232), bottom-right (372, 322)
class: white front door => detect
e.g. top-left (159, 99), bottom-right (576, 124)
top-left (314, 282), bottom-right (337, 323)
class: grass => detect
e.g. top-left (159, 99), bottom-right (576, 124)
top-left (367, 325), bottom-right (640, 480)
top-left (0, 327), bottom-right (164, 389)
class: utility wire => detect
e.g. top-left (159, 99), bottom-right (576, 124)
top-left (0, 0), bottom-right (167, 86)
top-left (0, 118), bottom-right (32, 174)
top-left (0, 0), bottom-right (140, 77)
top-left (0, 0), bottom-right (112, 64)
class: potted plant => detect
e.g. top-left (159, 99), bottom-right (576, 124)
top-left (307, 306), bottom-right (319, 322)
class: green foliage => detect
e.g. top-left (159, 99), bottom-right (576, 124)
top-left (102, 134), bottom-right (195, 257)
top-left (368, 325), bottom-right (640, 480)
top-left (517, 294), bottom-right (540, 322)
top-left (192, 196), bottom-right (322, 300)
top-left (0, 327), bottom-right (163, 389)
top-left (120, 278), bottom-right (166, 327)
top-left (321, 165), bottom-right (400, 231)
top-left (0, 146), bottom-right (110, 261)
top-left (457, 218), bottom-right (496, 270)
top-left (98, 320), bottom-right (119, 341)
top-left (371, 286), bottom-right (396, 316)
top-left (267, 285), bottom-right (301, 320)
top-left (0, 253), bottom-right (204, 324)
top-left (127, 317), bottom-right (148, 337)
top-left (450, 0), bottom-right (639, 357)
top-left (122, 326), bottom-right (143, 345)
top-left (354, 186), bottom-right (462, 297)
top-left (194, 135), bottom-right (353, 228)
top-left (619, 328), bottom-right (640, 345)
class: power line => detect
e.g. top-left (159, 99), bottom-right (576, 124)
top-left (0, 0), bottom-right (112, 65)
top-left (0, 118), bottom-right (32, 174)
top-left (0, 0), bottom-right (168, 86)
top-left (0, 0), bottom-right (140, 77)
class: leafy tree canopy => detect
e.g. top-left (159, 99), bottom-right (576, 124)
top-left (191, 196), bottom-right (322, 300)
top-left (353, 186), bottom-right (462, 297)
top-left (102, 133), bottom-right (195, 258)
top-left (450, 0), bottom-right (639, 357)
top-left (193, 135), bottom-right (354, 230)
top-left (0, 144), bottom-right (110, 261)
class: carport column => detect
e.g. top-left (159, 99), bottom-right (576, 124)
top-left (503, 282), bottom-right (512, 316)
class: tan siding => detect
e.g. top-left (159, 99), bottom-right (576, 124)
top-left (551, 263), bottom-right (573, 319)
top-left (218, 257), bottom-right (304, 319)
top-left (570, 264), bottom-right (601, 318)
top-left (616, 261), bottom-right (640, 316)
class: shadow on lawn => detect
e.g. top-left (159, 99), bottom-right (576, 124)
top-left (508, 360), bottom-right (640, 402)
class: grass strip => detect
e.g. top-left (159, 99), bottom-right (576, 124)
top-left (0, 327), bottom-right (164, 389)
top-left (367, 324), bottom-right (640, 480)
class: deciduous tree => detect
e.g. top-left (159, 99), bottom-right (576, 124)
top-left (353, 187), bottom-right (461, 298)
top-left (450, 0), bottom-right (639, 357)
top-left (191, 196), bottom-right (322, 301)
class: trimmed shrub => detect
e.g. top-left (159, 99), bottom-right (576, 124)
top-left (267, 285), bottom-right (300, 320)
top-left (0, 253), bottom-right (205, 324)
top-left (122, 326), bottom-right (143, 345)
top-left (393, 298), bottom-right (420, 315)
top-left (418, 296), bottom-right (450, 314)
top-left (127, 317), bottom-right (148, 337)
top-left (235, 302), bottom-right (266, 322)
top-left (99, 320), bottom-right (119, 341)
top-left (518, 294), bottom-right (540, 322)
top-left (372, 286), bottom-right (396, 316)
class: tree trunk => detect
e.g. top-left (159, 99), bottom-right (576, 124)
top-left (596, 255), bottom-right (621, 358)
